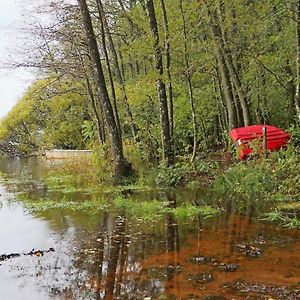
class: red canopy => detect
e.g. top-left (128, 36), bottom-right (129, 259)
top-left (229, 125), bottom-right (290, 160)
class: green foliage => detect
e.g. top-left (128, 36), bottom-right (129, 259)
top-left (215, 148), bottom-right (300, 202)
top-left (155, 163), bottom-right (190, 187)
top-left (214, 160), bottom-right (275, 201)
top-left (173, 204), bottom-right (221, 220)
top-left (214, 147), bottom-right (300, 227)
top-left (114, 196), bottom-right (168, 221)
top-left (2, 0), bottom-right (299, 162)
top-left (0, 78), bottom-right (91, 156)
top-left (21, 192), bottom-right (220, 223)
top-left (262, 211), bottom-right (300, 229)
top-left (81, 120), bottom-right (96, 149)
top-left (194, 159), bottom-right (219, 174)
top-left (44, 175), bottom-right (89, 193)
top-left (288, 125), bottom-right (300, 149)
top-left (43, 153), bottom-right (113, 193)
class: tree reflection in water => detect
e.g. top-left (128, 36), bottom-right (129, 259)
top-left (92, 191), bottom-right (182, 299)
top-left (103, 214), bottom-right (126, 300)
top-left (165, 192), bottom-right (180, 296)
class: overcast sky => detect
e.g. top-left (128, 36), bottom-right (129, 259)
top-left (0, 0), bottom-right (36, 119)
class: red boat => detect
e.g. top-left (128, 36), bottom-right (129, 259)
top-left (229, 125), bottom-right (290, 160)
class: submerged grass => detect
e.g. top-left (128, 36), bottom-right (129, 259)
top-left (21, 197), bottom-right (111, 213)
top-left (21, 194), bottom-right (221, 222)
top-left (114, 197), bottom-right (168, 221)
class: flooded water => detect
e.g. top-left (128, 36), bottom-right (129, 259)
top-left (0, 158), bottom-right (299, 300)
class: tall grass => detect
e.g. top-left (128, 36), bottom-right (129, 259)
top-left (213, 146), bottom-right (300, 228)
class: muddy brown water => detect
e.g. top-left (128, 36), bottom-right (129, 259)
top-left (0, 158), bottom-right (299, 300)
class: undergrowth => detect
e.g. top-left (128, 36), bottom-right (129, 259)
top-left (214, 146), bottom-right (300, 228)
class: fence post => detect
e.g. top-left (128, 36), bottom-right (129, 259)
top-left (262, 126), bottom-right (267, 157)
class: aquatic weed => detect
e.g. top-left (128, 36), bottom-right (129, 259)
top-left (21, 197), bottom-right (110, 212)
top-left (114, 196), bottom-right (168, 221)
top-left (173, 204), bottom-right (220, 220)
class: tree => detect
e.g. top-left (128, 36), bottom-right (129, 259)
top-left (204, 0), bottom-right (237, 130)
top-left (160, 0), bottom-right (174, 149)
top-left (145, 0), bottom-right (174, 165)
top-left (179, 0), bottom-right (198, 163)
top-left (77, 0), bottom-right (132, 178)
top-left (96, 0), bottom-right (139, 141)
top-left (294, 0), bottom-right (300, 122)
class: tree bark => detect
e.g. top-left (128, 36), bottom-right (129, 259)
top-left (295, 0), bottom-right (300, 122)
top-left (210, 21), bottom-right (237, 130)
top-left (203, 0), bottom-right (237, 130)
top-left (97, 0), bottom-right (139, 141)
top-left (98, 3), bottom-right (122, 138)
top-left (217, 0), bottom-right (251, 126)
top-left (179, 0), bottom-right (198, 163)
top-left (78, 51), bottom-right (106, 144)
top-left (77, 0), bottom-right (131, 178)
top-left (145, 0), bottom-right (174, 165)
top-left (160, 0), bottom-right (174, 151)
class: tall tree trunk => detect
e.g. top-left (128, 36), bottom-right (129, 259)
top-left (179, 0), bottom-right (198, 163)
top-left (204, 0), bottom-right (237, 130)
top-left (295, 0), bottom-right (300, 122)
top-left (117, 41), bottom-right (126, 80)
top-left (215, 64), bottom-right (229, 129)
top-left (77, 0), bottom-right (131, 178)
top-left (232, 84), bottom-right (243, 127)
top-left (160, 0), bottom-right (174, 152)
top-left (85, 75), bottom-right (106, 144)
top-left (145, 0), bottom-right (174, 165)
top-left (213, 75), bottom-right (227, 143)
top-left (285, 59), bottom-right (297, 123)
top-left (78, 51), bottom-right (106, 144)
top-left (217, 0), bottom-right (251, 126)
top-left (98, 4), bottom-right (122, 138)
top-left (210, 25), bottom-right (237, 129)
top-left (97, 0), bottom-right (139, 141)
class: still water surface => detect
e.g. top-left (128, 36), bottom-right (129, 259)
top-left (0, 158), bottom-right (299, 300)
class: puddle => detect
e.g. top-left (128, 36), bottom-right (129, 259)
top-left (0, 158), bottom-right (299, 299)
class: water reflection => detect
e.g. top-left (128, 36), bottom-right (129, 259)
top-left (0, 159), bottom-right (299, 299)
top-left (103, 215), bottom-right (126, 300)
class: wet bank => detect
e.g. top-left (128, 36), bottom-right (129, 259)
top-left (0, 158), bottom-right (299, 300)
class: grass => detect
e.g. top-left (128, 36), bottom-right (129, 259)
top-left (213, 146), bottom-right (300, 228)
top-left (173, 204), bottom-right (221, 220)
top-left (21, 197), bottom-right (111, 213)
top-left (21, 193), bottom-right (221, 223)
top-left (261, 211), bottom-right (300, 229)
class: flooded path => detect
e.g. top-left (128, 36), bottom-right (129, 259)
top-left (0, 158), bottom-right (299, 299)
